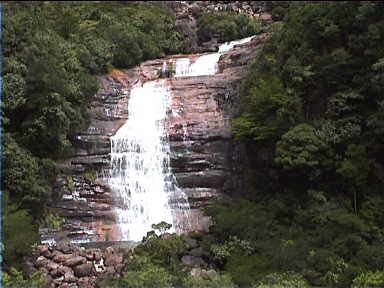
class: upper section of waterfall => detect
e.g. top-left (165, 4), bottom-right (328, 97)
top-left (174, 35), bottom-right (256, 78)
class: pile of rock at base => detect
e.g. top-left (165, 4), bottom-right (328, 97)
top-left (28, 243), bottom-right (132, 288)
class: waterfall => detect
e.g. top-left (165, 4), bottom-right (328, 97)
top-left (175, 35), bottom-right (255, 77)
top-left (109, 80), bottom-right (189, 241)
top-left (109, 35), bottom-right (256, 241)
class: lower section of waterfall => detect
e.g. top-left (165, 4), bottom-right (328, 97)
top-left (109, 80), bottom-right (190, 241)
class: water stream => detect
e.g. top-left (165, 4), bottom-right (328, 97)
top-left (109, 80), bottom-right (189, 241)
top-left (175, 35), bottom-right (255, 77)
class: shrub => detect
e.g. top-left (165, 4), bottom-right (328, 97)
top-left (197, 12), bottom-right (262, 43)
top-left (352, 271), bottom-right (384, 288)
top-left (183, 273), bottom-right (237, 288)
top-left (254, 271), bottom-right (309, 288)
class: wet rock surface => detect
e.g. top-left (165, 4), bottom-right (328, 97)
top-left (44, 31), bottom-right (267, 243)
top-left (166, 34), bottom-right (267, 230)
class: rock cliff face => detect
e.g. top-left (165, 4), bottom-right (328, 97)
top-left (47, 34), bottom-right (268, 245)
top-left (143, 1), bottom-right (271, 53)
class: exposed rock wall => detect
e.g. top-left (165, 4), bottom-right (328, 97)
top-left (47, 34), bottom-right (268, 244)
top-left (151, 1), bottom-right (271, 53)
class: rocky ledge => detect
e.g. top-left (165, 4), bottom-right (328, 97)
top-left (30, 234), bottom-right (218, 288)
top-left (27, 243), bottom-right (131, 288)
top-left (46, 33), bottom-right (268, 244)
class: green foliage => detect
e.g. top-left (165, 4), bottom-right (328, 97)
top-left (211, 236), bottom-right (254, 265)
top-left (3, 200), bottom-right (39, 270)
top-left (4, 133), bottom-right (49, 206)
top-left (40, 211), bottom-right (65, 230)
top-left (197, 12), bottom-right (262, 43)
top-left (254, 271), bottom-right (309, 288)
top-left (225, 253), bottom-right (270, 286)
top-left (3, 267), bottom-right (46, 288)
top-left (337, 144), bottom-right (371, 187)
top-left (265, 2), bottom-right (291, 21)
top-left (275, 123), bottom-right (334, 171)
top-left (3, 1), bottom-right (184, 157)
top-left (119, 256), bottom-right (175, 288)
top-left (84, 168), bottom-right (98, 182)
top-left (352, 271), bottom-right (384, 288)
top-left (205, 199), bottom-right (274, 242)
top-left (233, 75), bottom-right (302, 142)
top-left (183, 273), bottom-right (237, 288)
top-left (3, 1), bottom-right (186, 270)
top-left (136, 233), bottom-right (188, 268)
top-left (151, 221), bottom-right (173, 235)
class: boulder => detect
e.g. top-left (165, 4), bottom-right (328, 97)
top-left (85, 253), bottom-right (94, 261)
top-left (103, 266), bottom-right (116, 276)
top-left (161, 233), bottom-right (173, 240)
top-left (74, 263), bottom-right (94, 278)
top-left (64, 256), bottom-right (86, 267)
top-left (181, 255), bottom-right (206, 267)
top-left (184, 237), bottom-right (198, 249)
top-left (189, 247), bottom-right (208, 258)
top-left (56, 242), bottom-right (74, 254)
top-left (52, 251), bottom-right (73, 263)
top-left (58, 265), bottom-right (73, 276)
top-left (78, 277), bottom-right (93, 288)
top-left (190, 267), bottom-right (203, 277)
top-left (63, 271), bottom-right (77, 283)
top-left (93, 250), bottom-right (103, 262)
top-left (50, 268), bottom-right (61, 278)
top-left (201, 269), bottom-right (218, 281)
top-left (46, 260), bottom-right (60, 271)
top-left (105, 253), bottom-right (123, 266)
top-left (37, 245), bottom-right (50, 255)
top-left (115, 264), bottom-right (124, 274)
top-left (35, 256), bottom-right (49, 268)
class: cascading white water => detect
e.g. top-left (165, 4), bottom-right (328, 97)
top-left (109, 80), bottom-right (189, 241)
top-left (175, 35), bottom-right (255, 77)
top-left (109, 35), bottom-right (256, 241)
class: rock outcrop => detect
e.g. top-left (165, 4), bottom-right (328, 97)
top-left (45, 32), bottom-right (268, 243)
top-left (156, 1), bottom-right (271, 53)
top-left (29, 243), bottom-right (131, 288)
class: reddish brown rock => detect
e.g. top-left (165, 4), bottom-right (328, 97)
top-left (35, 256), bottom-right (49, 268)
top-left (105, 253), bottom-right (123, 266)
top-left (103, 266), bottom-right (116, 276)
top-left (78, 277), bottom-right (93, 288)
top-left (46, 260), bottom-right (59, 271)
top-left (64, 256), bottom-right (86, 267)
top-left (74, 263), bottom-right (94, 278)
top-left (50, 268), bottom-right (61, 278)
top-left (52, 251), bottom-right (73, 263)
top-left (63, 271), bottom-right (77, 283)
top-left (58, 265), bottom-right (73, 276)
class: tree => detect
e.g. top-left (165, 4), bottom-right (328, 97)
top-left (336, 144), bottom-right (372, 214)
top-left (254, 272), bottom-right (309, 288)
top-left (3, 200), bottom-right (39, 270)
top-left (352, 271), bottom-right (384, 288)
top-left (233, 76), bottom-right (302, 142)
top-left (275, 124), bottom-right (334, 171)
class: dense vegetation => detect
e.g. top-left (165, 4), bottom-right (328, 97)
top-left (229, 1), bottom-right (384, 287)
top-left (2, 0), bottom-right (184, 276)
top-left (197, 12), bottom-right (262, 43)
top-left (107, 2), bottom-right (384, 288)
top-left (4, 2), bottom-right (384, 288)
